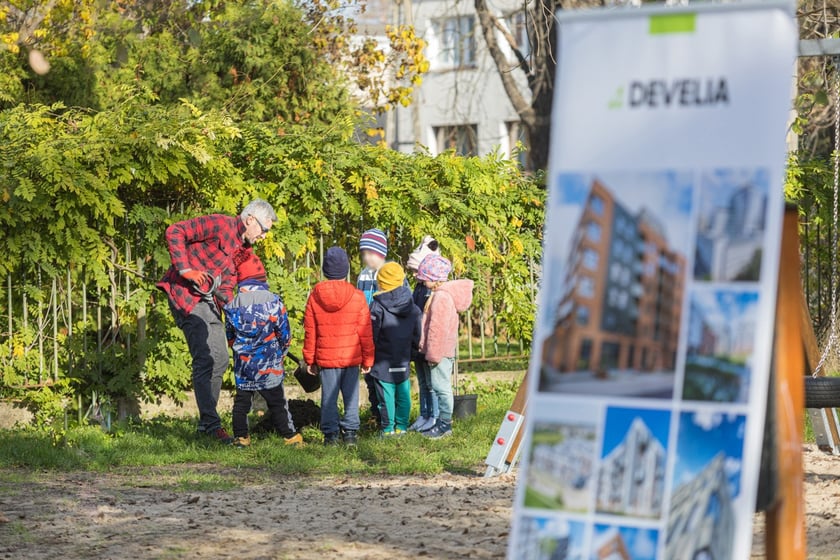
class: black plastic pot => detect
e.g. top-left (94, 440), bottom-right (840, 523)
top-left (453, 394), bottom-right (478, 419)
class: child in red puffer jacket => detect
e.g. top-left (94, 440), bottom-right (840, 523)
top-left (303, 246), bottom-right (374, 446)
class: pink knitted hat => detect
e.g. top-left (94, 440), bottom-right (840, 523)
top-left (415, 254), bottom-right (452, 282)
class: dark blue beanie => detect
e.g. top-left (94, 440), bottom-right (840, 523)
top-left (323, 246), bottom-right (350, 280)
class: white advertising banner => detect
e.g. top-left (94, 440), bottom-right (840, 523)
top-left (509, 4), bottom-right (797, 560)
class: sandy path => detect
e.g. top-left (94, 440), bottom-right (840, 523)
top-left (0, 469), bottom-right (514, 559)
top-left (751, 445), bottom-right (840, 559)
top-left (0, 447), bottom-right (837, 559)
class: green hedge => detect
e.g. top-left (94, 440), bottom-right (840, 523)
top-left (0, 101), bottom-right (544, 422)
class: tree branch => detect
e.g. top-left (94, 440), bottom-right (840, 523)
top-left (3, 0), bottom-right (59, 45)
top-left (474, 0), bottom-right (535, 126)
top-left (491, 15), bottom-right (531, 75)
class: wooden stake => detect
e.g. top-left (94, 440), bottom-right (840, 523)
top-left (766, 207), bottom-right (807, 560)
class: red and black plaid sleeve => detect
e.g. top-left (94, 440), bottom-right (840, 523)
top-left (157, 214), bottom-right (248, 314)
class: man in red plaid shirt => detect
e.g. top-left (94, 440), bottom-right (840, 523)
top-left (157, 199), bottom-right (277, 443)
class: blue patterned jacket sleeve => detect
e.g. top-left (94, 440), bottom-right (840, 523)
top-left (274, 300), bottom-right (292, 355)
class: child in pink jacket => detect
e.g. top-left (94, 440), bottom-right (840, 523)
top-left (416, 254), bottom-right (473, 438)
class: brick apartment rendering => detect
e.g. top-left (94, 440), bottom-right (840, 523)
top-left (542, 179), bottom-right (686, 374)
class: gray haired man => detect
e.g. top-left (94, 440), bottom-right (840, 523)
top-left (156, 199), bottom-right (277, 443)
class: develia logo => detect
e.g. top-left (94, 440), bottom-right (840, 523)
top-left (608, 77), bottom-right (729, 109)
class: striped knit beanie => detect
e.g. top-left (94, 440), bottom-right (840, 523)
top-left (359, 228), bottom-right (388, 259)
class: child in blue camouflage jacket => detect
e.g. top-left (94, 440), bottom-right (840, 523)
top-left (225, 249), bottom-right (303, 447)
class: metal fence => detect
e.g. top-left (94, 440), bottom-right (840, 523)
top-left (0, 248), bottom-right (534, 397)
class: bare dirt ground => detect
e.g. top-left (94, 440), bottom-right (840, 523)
top-left (0, 447), bottom-right (837, 559)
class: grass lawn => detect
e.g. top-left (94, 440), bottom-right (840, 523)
top-left (0, 383), bottom-right (518, 478)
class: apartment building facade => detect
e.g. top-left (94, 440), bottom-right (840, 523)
top-left (665, 453), bottom-right (735, 560)
top-left (596, 417), bottom-right (667, 518)
top-left (542, 179), bottom-right (686, 374)
top-left (357, 0), bottom-right (531, 164)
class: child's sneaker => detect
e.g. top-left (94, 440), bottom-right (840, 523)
top-left (323, 433), bottom-right (340, 446)
top-left (232, 436), bottom-right (251, 448)
top-left (408, 416), bottom-right (429, 432)
top-left (422, 422), bottom-right (452, 439)
top-left (284, 433), bottom-right (304, 446)
top-left (419, 417), bottom-right (438, 433)
top-left (380, 430), bottom-right (397, 439)
top-left (342, 430), bottom-right (358, 446)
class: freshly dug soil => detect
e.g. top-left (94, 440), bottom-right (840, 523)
top-left (252, 398), bottom-right (321, 435)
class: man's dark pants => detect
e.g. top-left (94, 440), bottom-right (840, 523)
top-left (171, 300), bottom-right (229, 433)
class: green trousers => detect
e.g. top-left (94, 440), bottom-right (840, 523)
top-left (375, 377), bottom-right (412, 433)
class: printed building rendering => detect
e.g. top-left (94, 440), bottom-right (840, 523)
top-left (525, 423), bottom-right (596, 511)
top-left (694, 181), bottom-right (766, 282)
top-left (597, 417), bottom-right (667, 518)
top-left (516, 517), bottom-right (583, 560)
top-left (683, 290), bottom-right (758, 402)
top-left (542, 179), bottom-right (686, 379)
top-left (665, 453), bottom-right (735, 560)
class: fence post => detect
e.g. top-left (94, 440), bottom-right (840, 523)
top-left (125, 240), bottom-right (131, 356)
top-left (82, 282), bottom-right (87, 361)
top-left (136, 254), bottom-right (147, 379)
top-left (467, 311), bottom-right (474, 360)
top-left (319, 235), bottom-right (325, 281)
top-left (6, 274), bottom-right (15, 340)
top-left (480, 310), bottom-right (486, 359)
top-left (37, 267), bottom-right (44, 384)
top-left (6, 275), bottom-right (11, 359)
top-left (66, 269), bottom-right (72, 380)
top-left (97, 284), bottom-right (102, 380)
top-left (52, 276), bottom-right (58, 382)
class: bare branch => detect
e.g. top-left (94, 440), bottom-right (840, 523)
top-left (2, 0), bottom-right (59, 46)
top-left (490, 15), bottom-right (531, 75)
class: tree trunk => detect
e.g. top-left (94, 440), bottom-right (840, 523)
top-left (474, 0), bottom-right (557, 172)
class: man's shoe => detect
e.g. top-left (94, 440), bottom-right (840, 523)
top-left (342, 430), bottom-right (358, 446)
top-left (232, 436), bottom-right (251, 448)
top-left (207, 427), bottom-right (234, 444)
top-left (422, 423), bottom-right (452, 439)
top-left (408, 417), bottom-right (429, 432)
top-left (284, 433), bottom-right (304, 446)
top-left (323, 433), bottom-right (340, 446)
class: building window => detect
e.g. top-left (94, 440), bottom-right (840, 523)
top-left (506, 11), bottom-right (532, 60)
top-left (432, 16), bottom-right (476, 69)
top-left (578, 338), bottom-right (593, 369)
top-left (576, 305), bottom-right (590, 326)
top-left (617, 291), bottom-right (629, 309)
top-left (610, 262), bottom-right (622, 282)
top-left (586, 221), bottom-right (602, 243)
top-left (578, 276), bottom-right (595, 298)
top-left (589, 194), bottom-right (605, 216)
top-left (582, 249), bottom-right (599, 271)
top-left (433, 124), bottom-right (478, 156)
top-left (621, 267), bottom-right (631, 286)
